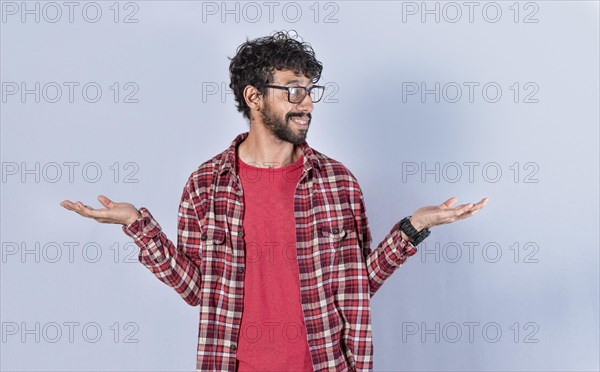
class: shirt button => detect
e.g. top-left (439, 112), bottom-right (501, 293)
top-left (332, 228), bottom-right (339, 234)
top-left (237, 266), bottom-right (245, 273)
top-left (200, 235), bottom-right (207, 241)
top-left (238, 231), bottom-right (245, 238)
top-left (230, 343), bottom-right (237, 350)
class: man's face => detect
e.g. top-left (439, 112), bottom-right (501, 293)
top-left (259, 69), bottom-right (314, 145)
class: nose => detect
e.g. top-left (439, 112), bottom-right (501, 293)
top-left (295, 91), bottom-right (314, 112)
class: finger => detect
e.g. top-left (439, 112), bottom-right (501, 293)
top-left (476, 197), bottom-right (489, 208)
top-left (74, 201), bottom-right (90, 215)
top-left (457, 208), bottom-right (480, 220)
top-left (453, 202), bottom-right (474, 215)
top-left (61, 200), bottom-right (99, 220)
top-left (440, 197), bottom-right (458, 209)
top-left (64, 201), bottom-right (85, 212)
top-left (467, 198), bottom-right (488, 211)
top-left (61, 200), bottom-right (82, 208)
top-left (60, 200), bottom-right (75, 209)
top-left (82, 209), bottom-right (109, 220)
top-left (75, 201), bottom-right (100, 216)
top-left (470, 203), bottom-right (484, 211)
top-left (431, 207), bottom-right (471, 225)
top-left (443, 202), bottom-right (477, 222)
top-left (436, 200), bottom-right (486, 225)
top-left (98, 195), bottom-right (113, 208)
top-left (460, 200), bottom-right (489, 217)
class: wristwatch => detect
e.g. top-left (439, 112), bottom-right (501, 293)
top-left (398, 216), bottom-right (431, 245)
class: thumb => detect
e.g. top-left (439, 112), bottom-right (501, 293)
top-left (440, 197), bottom-right (457, 208)
top-left (98, 195), bottom-right (114, 208)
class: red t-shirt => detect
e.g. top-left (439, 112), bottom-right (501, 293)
top-left (235, 152), bottom-right (314, 372)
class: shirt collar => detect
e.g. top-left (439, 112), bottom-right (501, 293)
top-left (218, 131), bottom-right (321, 176)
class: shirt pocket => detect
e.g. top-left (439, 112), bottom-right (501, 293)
top-left (198, 225), bottom-right (228, 274)
top-left (319, 215), bottom-right (356, 242)
top-left (318, 215), bottom-right (356, 269)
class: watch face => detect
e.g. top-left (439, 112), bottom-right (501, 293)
top-left (400, 219), bottom-right (417, 237)
top-left (413, 229), bottom-right (431, 245)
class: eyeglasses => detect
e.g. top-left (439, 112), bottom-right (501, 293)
top-left (260, 84), bottom-right (325, 103)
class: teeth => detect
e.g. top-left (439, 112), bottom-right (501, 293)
top-left (291, 117), bottom-right (308, 125)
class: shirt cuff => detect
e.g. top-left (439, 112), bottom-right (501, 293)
top-left (121, 207), bottom-right (162, 243)
top-left (389, 223), bottom-right (418, 259)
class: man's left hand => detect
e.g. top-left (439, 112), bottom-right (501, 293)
top-left (409, 197), bottom-right (489, 231)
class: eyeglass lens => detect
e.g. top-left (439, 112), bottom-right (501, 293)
top-left (289, 86), bottom-right (323, 103)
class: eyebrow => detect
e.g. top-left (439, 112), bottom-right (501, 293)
top-left (283, 79), bottom-right (309, 85)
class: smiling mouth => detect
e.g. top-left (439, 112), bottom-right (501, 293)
top-left (290, 116), bottom-right (310, 126)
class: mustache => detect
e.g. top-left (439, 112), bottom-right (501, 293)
top-left (286, 113), bottom-right (312, 120)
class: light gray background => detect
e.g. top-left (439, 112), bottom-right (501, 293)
top-left (1, 1), bottom-right (598, 371)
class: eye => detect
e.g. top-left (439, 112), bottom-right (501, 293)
top-left (289, 87), bottom-right (300, 96)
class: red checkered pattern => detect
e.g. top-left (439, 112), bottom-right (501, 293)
top-left (123, 131), bottom-right (417, 371)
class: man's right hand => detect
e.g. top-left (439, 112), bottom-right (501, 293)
top-left (60, 195), bottom-right (142, 226)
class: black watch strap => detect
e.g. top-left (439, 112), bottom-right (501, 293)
top-left (398, 216), bottom-right (431, 246)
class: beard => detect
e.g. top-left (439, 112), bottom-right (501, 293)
top-left (261, 102), bottom-right (311, 145)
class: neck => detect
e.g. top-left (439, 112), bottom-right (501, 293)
top-left (238, 123), bottom-right (301, 169)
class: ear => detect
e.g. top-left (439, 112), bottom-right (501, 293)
top-left (243, 85), bottom-right (262, 113)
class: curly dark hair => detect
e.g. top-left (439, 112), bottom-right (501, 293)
top-left (228, 30), bottom-right (323, 120)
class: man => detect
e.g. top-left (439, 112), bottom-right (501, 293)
top-left (60, 31), bottom-right (488, 372)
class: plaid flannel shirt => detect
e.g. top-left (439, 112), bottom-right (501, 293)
top-left (122, 131), bottom-right (417, 371)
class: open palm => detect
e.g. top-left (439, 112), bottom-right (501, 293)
top-left (60, 195), bottom-right (141, 226)
top-left (410, 196), bottom-right (488, 231)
